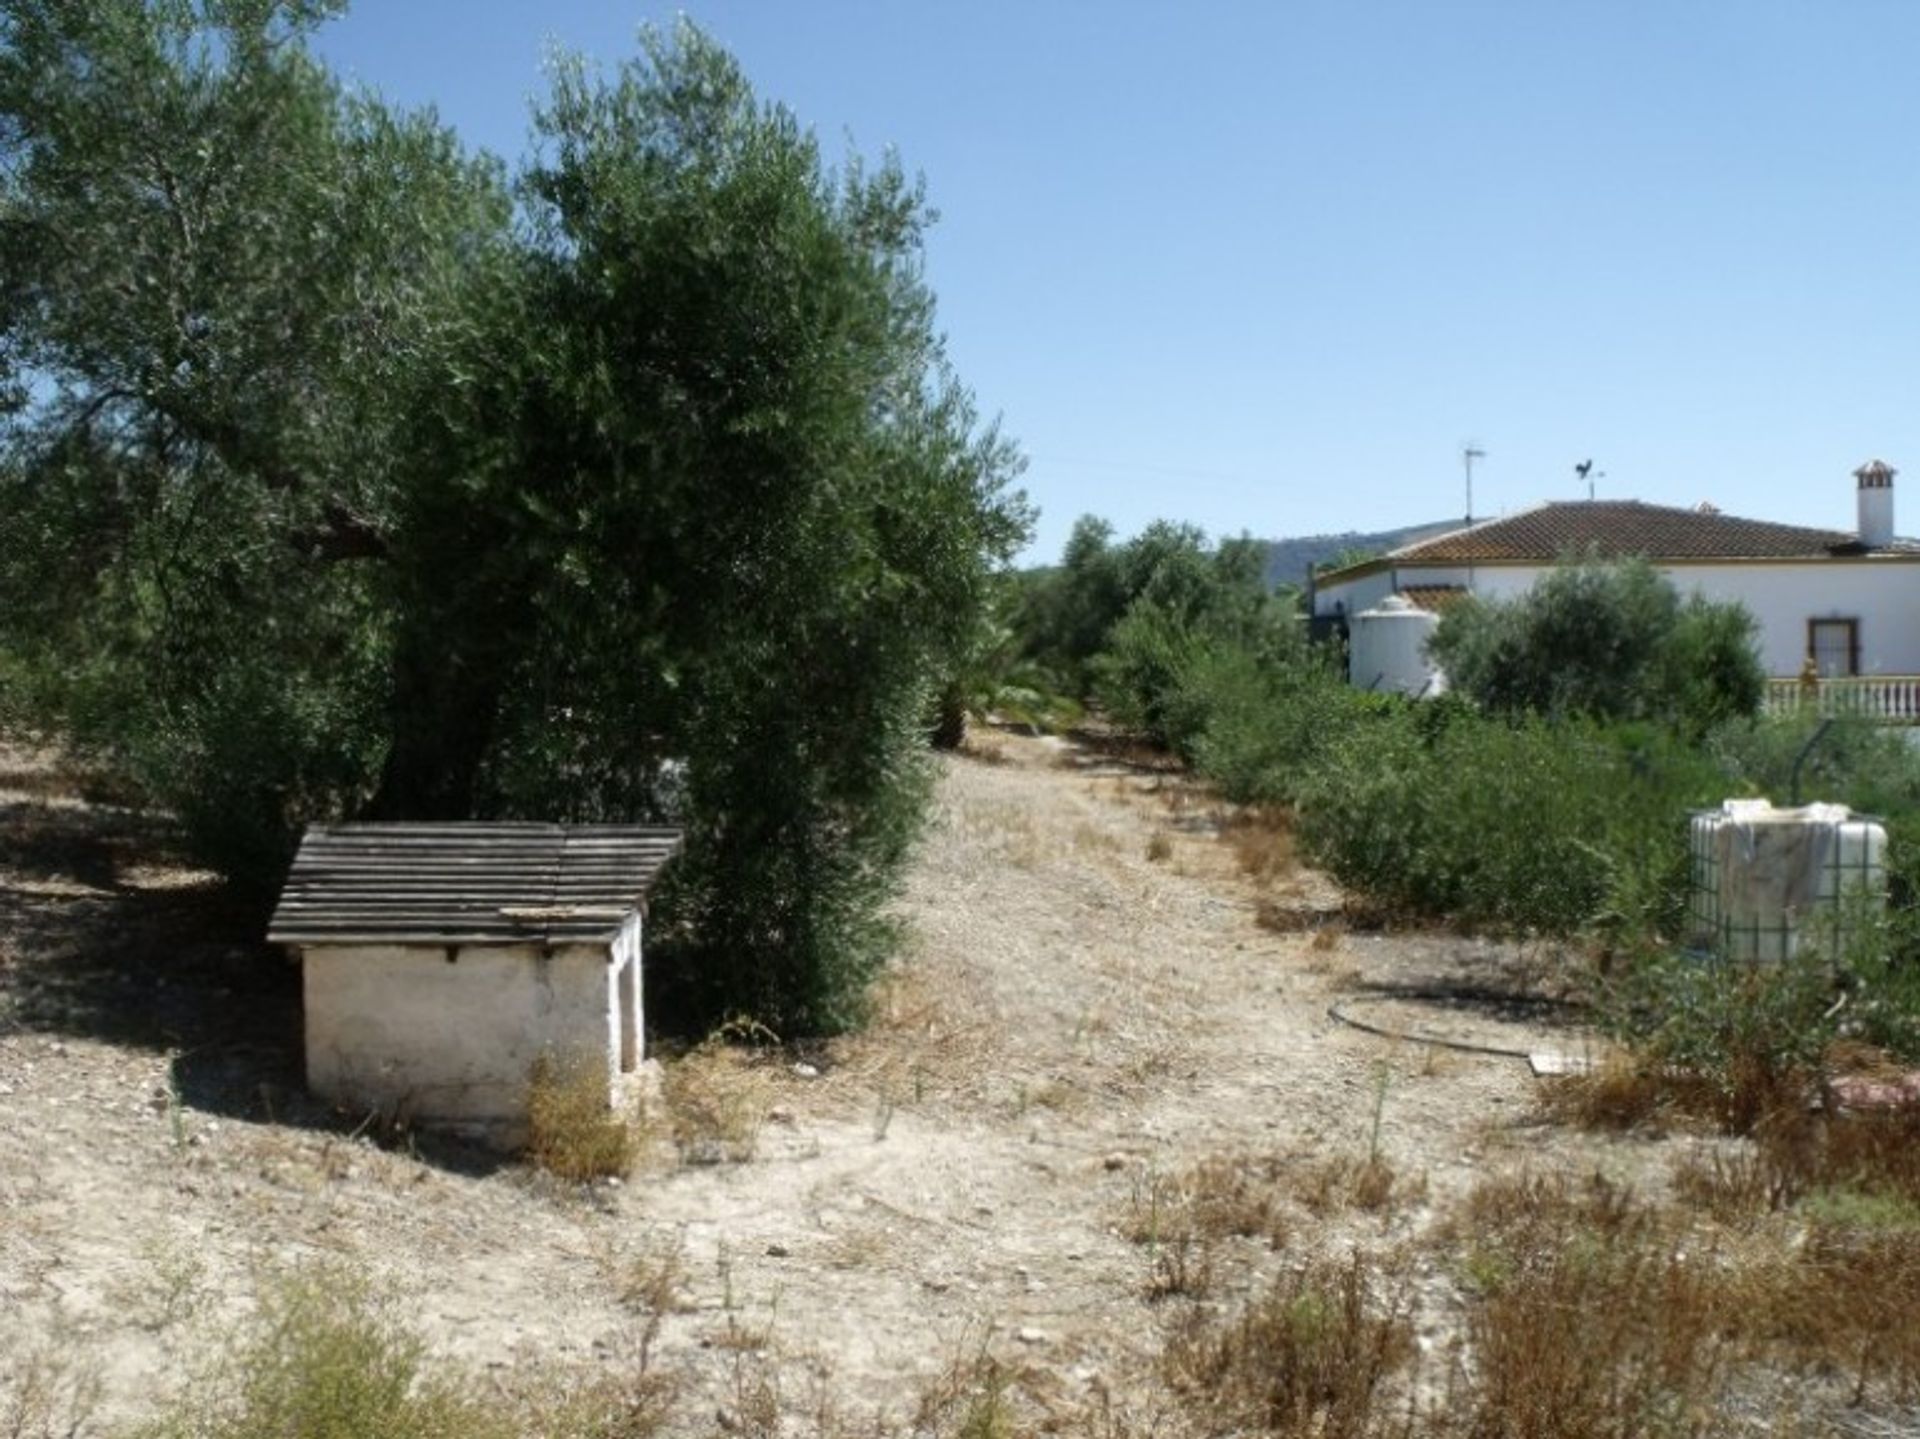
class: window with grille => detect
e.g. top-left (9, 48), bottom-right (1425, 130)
top-left (1808, 618), bottom-right (1860, 677)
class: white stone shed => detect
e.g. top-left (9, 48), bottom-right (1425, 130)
top-left (267, 822), bottom-right (681, 1140)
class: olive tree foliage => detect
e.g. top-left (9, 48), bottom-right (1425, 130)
top-left (1015, 516), bottom-right (1298, 707)
top-left (1428, 556), bottom-right (1765, 736)
top-left (0, 5), bottom-right (1028, 1032)
top-left (452, 34), bottom-right (1031, 1029)
top-left (0, 0), bottom-right (513, 875)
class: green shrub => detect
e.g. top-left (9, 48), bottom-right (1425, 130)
top-left (135, 1266), bottom-right (512, 1439)
top-left (1295, 711), bottom-right (1725, 939)
top-left (1430, 557), bottom-right (1764, 736)
top-left (1185, 646), bottom-right (1362, 806)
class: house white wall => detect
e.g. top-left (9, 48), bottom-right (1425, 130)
top-left (302, 929), bottom-right (644, 1141)
top-left (1317, 557), bottom-right (1920, 679)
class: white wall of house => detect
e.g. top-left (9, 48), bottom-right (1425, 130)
top-left (302, 930), bottom-right (643, 1140)
top-left (1313, 567), bottom-right (1398, 617)
top-left (1317, 557), bottom-right (1920, 679)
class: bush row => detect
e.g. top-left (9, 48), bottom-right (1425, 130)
top-left (1113, 617), bottom-right (1920, 994)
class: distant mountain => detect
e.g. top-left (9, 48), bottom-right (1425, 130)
top-left (1259, 518), bottom-right (1462, 590)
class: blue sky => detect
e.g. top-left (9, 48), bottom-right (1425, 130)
top-left (317, 2), bottom-right (1920, 564)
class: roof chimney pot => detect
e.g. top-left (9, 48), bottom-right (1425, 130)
top-left (1856, 460), bottom-right (1896, 548)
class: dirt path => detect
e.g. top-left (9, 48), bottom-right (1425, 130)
top-left (0, 731), bottom-right (1661, 1431)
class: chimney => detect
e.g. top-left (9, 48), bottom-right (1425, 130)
top-left (1857, 459), bottom-right (1896, 548)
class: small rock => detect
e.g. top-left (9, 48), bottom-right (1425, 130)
top-left (1016, 1327), bottom-right (1047, 1346)
top-left (1102, 1153), bottom-right (1126, 1171)
top-left (792, 1062), bottom-right (819, 1079)
top-left (765, 1242), bottom-right (790, 1258)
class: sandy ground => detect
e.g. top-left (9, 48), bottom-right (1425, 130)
top-left (0, 729), bottom-right (1681, 1432)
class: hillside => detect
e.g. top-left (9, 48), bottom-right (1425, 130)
top-left (1258, 517), bottom-right (1462, 590)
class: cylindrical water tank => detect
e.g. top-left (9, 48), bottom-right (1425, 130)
top-left (1349, 594), bottom-right (1443, 697)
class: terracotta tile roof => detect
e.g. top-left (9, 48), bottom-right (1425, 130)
top-left (1399, 585), bottom-right (1472, 614)
top-left (1389, 501), bottom-right (1857, 564)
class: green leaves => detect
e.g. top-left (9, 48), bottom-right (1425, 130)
top-left (1, 9), bottom-right (1026, 1029)
top-left (1429, 556), bottom-right (1765, 737)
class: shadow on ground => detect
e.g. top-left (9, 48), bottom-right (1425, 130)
top-left (0, 795), bottom-right (508, 1176)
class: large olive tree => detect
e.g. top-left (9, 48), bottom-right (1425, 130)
top-left (0, 3), bottom-right (1027, 1031)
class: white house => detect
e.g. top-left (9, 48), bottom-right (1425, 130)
top-left (267, 822), bottom-right (681, 1144)
top-left (1311, 461), bottom-right (1920, 709)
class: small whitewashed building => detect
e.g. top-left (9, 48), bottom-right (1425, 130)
top-left (267, 822), bottom-right (681, 1141)
top-left (1312, 461), bottom-right (1920, 715)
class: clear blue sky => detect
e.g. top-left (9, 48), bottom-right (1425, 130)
top-left (317, 2), bottom-right (1920, 564)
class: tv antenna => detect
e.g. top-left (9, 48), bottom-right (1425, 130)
top-left (1462, 444), bottom-right (1486, 523)
top-left (1574, 458), bottom-right (1605, 501)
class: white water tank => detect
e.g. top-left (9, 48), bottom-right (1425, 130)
top-left (1687, 799), bottom-right (1887, 963)
top-left (1349, 594), bottom-right (1444, 697)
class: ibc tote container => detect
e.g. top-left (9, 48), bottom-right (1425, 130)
top-left (1687, 800), bottom-right (1886, 963)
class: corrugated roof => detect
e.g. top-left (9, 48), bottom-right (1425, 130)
top-left (267, 823), bottom-right (682, 947)
top-left (1388, 501), bottom-right (1856, 564)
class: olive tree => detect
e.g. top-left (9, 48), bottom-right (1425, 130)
top-left (1429, 557), bottom-right (1764, 736)
top-left (0, 5), bottom-right (1027, 1031)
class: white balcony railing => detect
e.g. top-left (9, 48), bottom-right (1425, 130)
top-left (1763, 675), bottom-right (1920, 724)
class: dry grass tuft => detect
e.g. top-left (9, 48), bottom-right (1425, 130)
top-left (1537, 1055), bottom-right (1681, 1132)
top-left (1308, 921), bottom-right (1346, 952)
top-left (662, 1037), bottom-right (773, 1165)
top-left (1224, 807), bottom-right (1296, 884)
top-left (1125, 1152), bottom-right (1291, 1248)
top-left (910, 1337), bottom-right (1093, 1439)
top-left (526, 1055), bottom-right (640, 1182)
top-left (612, 1233), bottom-right (693, 1320)
top-left (1667, 1091), bottom-right (1920, 1223)
top-left (1165, 1252), bottom-right (1415, 1438)
top-left (0, 1325), bottom-right (102, 1439)
top-left (1145, 830), bottom-right (1174, 864)
top-left (1747, 1224), bottom-right (1920, 1403)
top-left (1542, 1048), bottom-right (1829, 1140)
top-left (1124, 1152), bottom-right (1294, 1301)
top-left (1290, 1153), bottom-right (1421, 1217)
top-left (1432, 1171), bottom-right (1739, 1436)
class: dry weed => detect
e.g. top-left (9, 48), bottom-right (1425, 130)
top-left (527, 1055), bottom-right (640, 1182)
top-left (1145, 831), bottom-right (1174, 864)
top-left (1224, 807), bottom-right (1295, 884)
top-left (1165, 1251), bottom-right (1416, 1438)
top-left (1125, 1153), bottom-right (1291, 1250)
top-left (662, 1037), bottom-right (773, 1165)
top-left (911, 1336), bottom-right (1073, 1439)
top-left (1433, 1172), bottom-right (1737, 1437)
top-left (612, 1233), bottom-right (692, 1318)
top-left (1668, 1092), bottom-right (1920, 1221)
top-left (1537, 1055), bottom-right (1681, 1132)
top-left (1125, 1152), bottom-right (1295, 1302)
top-left (1290, 1153), bottom-right (1421, 1217)
top-left (0, 1325), bottom-right (101, 1439)
top-left (1745, 1225), bottom-right (1920, 1403)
